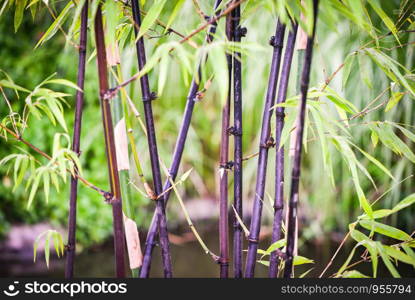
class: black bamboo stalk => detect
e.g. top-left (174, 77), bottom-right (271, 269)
top-left (65, 0), bottom-right (88, 279)
top-left (231, 4), bottom-right (245, 278)
top-left (218, 11), bottom-right (234, 279)
top-left (284, 0), bottom-right (319, 278)
top-left (94, 5), bottom-right (126, 278)
top-left (139, 0), bottom-right (223, 277)
top-left (244, 20), bottom-right (286, 278)
top-left (269, 21), bottom-right (298, 278)
top-left (131, 0), bottom-right (172, 278)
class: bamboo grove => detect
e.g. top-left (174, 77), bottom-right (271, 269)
top-left (1, 0), bottom-right (415, 278)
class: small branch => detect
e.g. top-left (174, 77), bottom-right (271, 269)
top-left (0, 123), bottom-right (107, 196)
top-left (179, 0), bottom-right (246, 45)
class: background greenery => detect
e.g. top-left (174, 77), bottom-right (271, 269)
top-left (0, 0), bottom-right (414, 275)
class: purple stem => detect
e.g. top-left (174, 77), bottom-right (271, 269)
top-left (269, 21), bottom-right (298, 278)
top-left (232, 4), bottom-right (245, 278)
top-left (244, 20), bottom-right (286, 278)
top-left (94, 5), bottom-right (126, 278)
top-left (139, 0), bottom-right (223, 277)
top-left (65, 0), bottom-right (88, 279)
top-left (131, 0), bottom-right (173, 278)
top-left (284, 0), bottom-right (319, 278)
top-left (218, 11), bottom-right (235, 279)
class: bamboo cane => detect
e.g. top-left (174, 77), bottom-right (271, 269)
top-left (139, 0), bottom-right (223, 277)
top-left (231, 3), bottom-right (246, 278)
top-left (218, 11), bottom-right (234, 279)
top-left (65, 0), bottom-right (88, 279)
top-left (94, 5), bottom-right (126, 278)
top-left (108, 44), bottom-right (143, 277)
top-left (131, 0), bottom-right (173, 278)
top-left (244, 20), bottom-right (286, 278)
top-left (269, 21), bottom-right (298, 278)
top-left (284, 0), bottom-right (319, 278)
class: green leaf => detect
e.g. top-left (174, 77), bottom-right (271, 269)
top-left (44, 231), bottom-right (51, 268)
top-left (341, 270), bottom-right (370, 278)
top-left (164, 0), bottom-right (186, 32)
top-left (367, 0), bottom-right (399, 43)
top-left (14, 0), bottom-right (29, 32)
top-left (384, 245), bottom-right (415, 267)
top-left (385, 92), bottom-right (404, 112)
top-left (351, 142), bottom-right (394, 179)
top-left (401, 244), bottom-right (415, 266)
top-left (293, 256), bottom-right (314, 266)
top-left (392, 194), bottom-right (415, 213)
top-left (157, 54), bottom-right (169, 96)
top-left (376, 242), bottom-right (400, 278)
top-left (138, 0), bottom-right (167, 39)
top-left (342, 54), bottom-right (356, 90)
top-left (349, 225), bottom-right (378, 277)
top-left (45, 79), bottom-right (82, 92)
top-left (27, 171), bottom-right (41, 208)
top-left (265, 239), bottom-right (286, 255)
top-left (14, 155), bottom-right (29, 191)
top-left (359, 219), bottom-right (412, 241)
top-left (45, 96), bottom-right (67, 132)
top-left (371, 130), bottom-right (378, 147)
top-left (35, 2), bottom-right (74, 48)
top-left (0, 79), bottom-right (31, 93)
top-left (43, 171), bottom-right (50, 203)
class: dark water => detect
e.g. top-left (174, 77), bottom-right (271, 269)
top-left (1, 224), bottom-right (413, 278)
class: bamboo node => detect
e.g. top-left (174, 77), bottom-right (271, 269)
top-left (143, 92), bottom-right (158, 102)
top-left (227, 126), bottom-right (242, 136)
top-left (195, 91), bottom-right (205, 101)
top-left (235, 26), bottom-right (247, 38)
top-left (260, 136), bottom-right (275, 148)
top-left (273, 203), bottom-right (283, 211)
top-left (269, 36), bottom-right (283, 48)
top-left (219, 161), bottom-right (234, 170)
top-left (64, 243), bottom-right (75, 252)
top-left (102, 88), bottom-right (117, 101)
top-left (273, 249), bottom-right (287, 260)
top-left (248, 237), bottom-right (259, 244)
top-left (103, 191), bottom-right (115, 203)
top-left (275, 110), bottom-right (285, 118)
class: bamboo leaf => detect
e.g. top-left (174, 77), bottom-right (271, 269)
top-left (367, 0), bottom-right (399, 43)
top-left (35, 2), bottom-right (74, 48)
top-left (350, 142), bottom-right (394, 179)
top-left (385, 92), bottom-right (404, 112)
top-left (349, 225), bottom-right (378, 277)
top-left (14, 155), bottom-right (29, 191)
top-left (27, 171), bottom-right (41, 208)
top-left (401, 244), bottom-right (415, 266)
top-left (43, 170), bottom-right (50, 203)
top-left (0, 79), bottom-right (31, 93)
top-left (384, 245), bottom-right (415, 267)
top-left (14, 0), bottom-right (28, 32)
top-left (376, 242), bottom-right (400, 278)
top-left (164, 0), bottom-right (186, 32)
top-left (157, 54), bottom-right (169, 96)
top-left (371, 129), bottom-right (378, 147)
top-left (293, 256), bottom-right (314, 266)
top-left (341, 270), bottom-right (370, 278)
top-left (265, 239), bottom-right (285, 255)
top-left (359, 219), bottom-right (412, 241)
top-left (137, 0), bottom-right (167, 39)
top-left (342, 53), bottom-right (356, 89)
top-left (45, 79), bottom-right (82, 92)
top-left (44, 231), bottom-right (51, 268)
